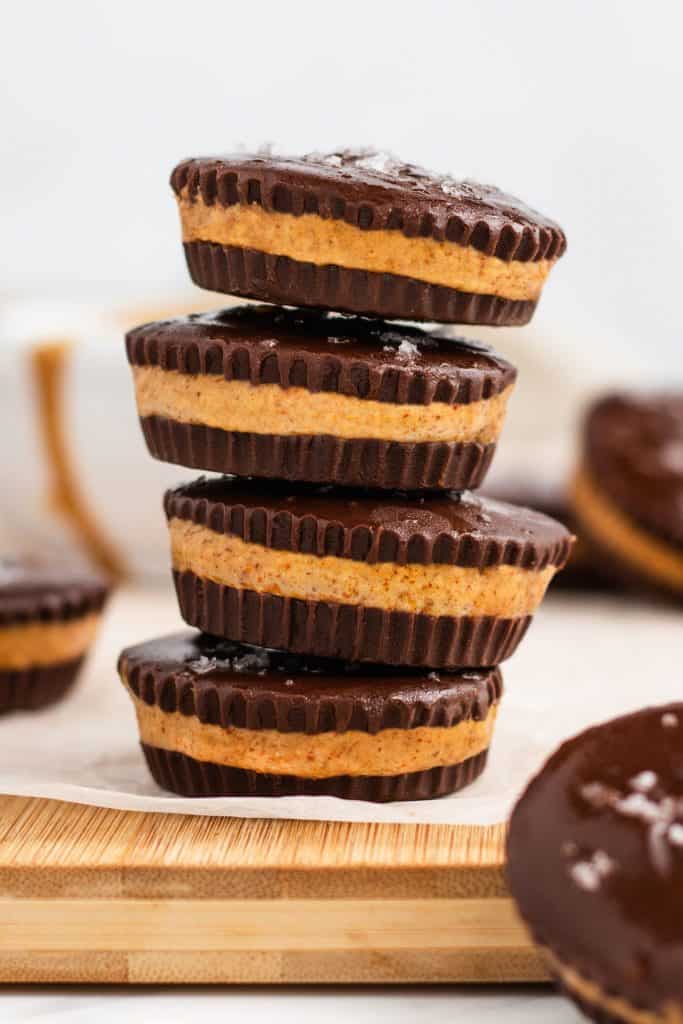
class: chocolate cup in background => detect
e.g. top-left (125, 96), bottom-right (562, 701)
top-left (126, 306), bottom-right (516, 490)
top-left (171, 150), bottom-right (566, 325)
top-left (0, 659), bottom-right (85, 714)
top-left (0, 558), bottom-right (109, 713)
top-left (481, 481), bottom-right (618, 592)
top-left (164, 478), bottom-right (573, 667)
top-left (118, 632), bottom-right (502, 802)
top-left (571, 392), bottom-right (683, 602)
top-left (507, 703), bottom-right (683, 1023)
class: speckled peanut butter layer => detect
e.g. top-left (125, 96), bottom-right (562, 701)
top-left (133, 365), bottom-right (512, 445)
top-left (178, 196), bottom-right (553, 302)
top-left (573, 466), bottom-right (683, 593)
top-left (127, 687), bottom-right (497, 778)
top-left (0, 614), bottom-right (101, 670)
top-left (169, 518), bottom-right (558, 618)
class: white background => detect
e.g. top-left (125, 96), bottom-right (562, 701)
top-left (1, 1), bottom-right (680, 1020)
top-left (2, 0), bottom-right (683, 368)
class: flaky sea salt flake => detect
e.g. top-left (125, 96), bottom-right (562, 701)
top-left (630, 771), bottom-right (658, 793)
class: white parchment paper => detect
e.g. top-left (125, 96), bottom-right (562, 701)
top-left (0, 587), bottom-right (680, 825)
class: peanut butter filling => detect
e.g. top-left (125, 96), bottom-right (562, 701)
top-left (125, 683), bottom-right (497, 778)
top-left (0, 614), bottom-right (101, 671)
top-left (133, 365), bottom-right (512, 445)
top-left (573, 466), bottom-right (683, 592)
top-left (178, 194), bottom-right (554, 302)
top-left (544, 948), bottom-right (683, 1024)
top-left (169, 519), bottom-right (557, 618)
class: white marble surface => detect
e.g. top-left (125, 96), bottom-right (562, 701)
top-left (1, 985), bottom-right (581, 1022)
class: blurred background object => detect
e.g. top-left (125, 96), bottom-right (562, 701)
top-left (2, 0), bottom-right (683, 578)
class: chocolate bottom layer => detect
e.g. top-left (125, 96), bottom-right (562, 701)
top-left (0, 657), bottom-right (84, 713)
top-left (184, 241), bottom-right (537, 326)
top-left (141, 415), bottom-right (496, 490)
top-left (173, 570), bottom-right (531, 667)
top-left (141, 743), bottom-right (489, 801)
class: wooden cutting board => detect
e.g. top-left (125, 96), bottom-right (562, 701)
top-left (0, 795), bottom-right (544, 984)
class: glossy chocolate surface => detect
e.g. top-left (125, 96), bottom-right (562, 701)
top-left (126, 305), bottom-right (516, 405)
top-left (171, 150), bottom-right (566, 262)
top-left (508, 704), bottom-right (683, 1011)
top-left (165, 478), bottom-right (574, 570)
top-left (119, 631), bottom-right (502, 733)
top-left (585, 393), bottom-right (683, 548)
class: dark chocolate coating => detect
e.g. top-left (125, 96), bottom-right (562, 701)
top-left (482, 482), bottom-right (617, 592)
top-left (142, 744), bottom-right (489, 802)
top-left (507, 703), bottom-right (683, 1015)
top-left (183, 241), bottom-right (537, 326)
top-left (165, 478), bottom-right (574, 571)
top-left (0, 558), bottom-right (109, 626)
top-left (171, 151), bottom-right (566, 262)
top-left (141, 416), bottom-right (496, 491)
top-left (126, 305), bottom-right (517, 406)
top-left (119, 631), bottom-right (502, 734)
top-left (0, 658), bottom-right (85, 714)
top-left (172, 569), bottom-right (531, 668)
top-left (584, 393), bottom-right (683, 548)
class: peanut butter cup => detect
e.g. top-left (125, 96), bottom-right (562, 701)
top-left (572, 393), bottom-right (683, 600)
top-left (171, 150), bottom-right (566, 324)
top-left (508, 704), bottom-right (683, 1024)
top-left (0, 558), bottom-right (109, 712)
top-left (164, 478), bottom-right (573, 667)
top-left (126, 305), bottom-right (516, 490)
top-left (118, 631), bottom-right (502, 801)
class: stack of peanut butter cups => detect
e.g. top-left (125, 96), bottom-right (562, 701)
top-left (118, 150), bottom-right (572, 802)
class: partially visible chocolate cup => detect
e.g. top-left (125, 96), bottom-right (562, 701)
top-left (126, 305), bottom-right (517, 490)
top-left (507, 704), bottom-right (683, 1024)
top-left (164, 478), bottom-right (573, 667)
top-left (0, 558), bottom-right (109, 712)
top-left (482, 480), bottom-right (617, 592)
top-left (572, 393), bottom-right (683, 601)
top-left (171, 150), bottom-right (566, 325)
top-left (118, 631), bottom-right (502, 801)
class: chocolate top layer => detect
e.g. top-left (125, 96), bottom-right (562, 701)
top-left (126, 306), bottom-right (516, 406)
top-left (584, 393), bottom-right (683, 548)
top-left (165, 478), bottom-right (573, 570)
top-left (119, 631), bottom-right (502, 734)
top-left (0, 557), bottom-right (109, 626)
top-left (171, 150), bottom-right (567, 263)
top-left (507, 703), bottom-right (683, 1011)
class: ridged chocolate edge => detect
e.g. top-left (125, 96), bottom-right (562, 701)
top-left (0, 658), bottom-right (84, 713)
top-left (122, 654), bottom-right (502, 734)
top-left (0, 587), bottom-right (109, 627)
top-left (126, 320), bottom-right (516, 407)
top-left (141, 743), bottom-right (490, 802)
top-left (142, 416), bottom-right (496, 491)
top-left (165, 487), bottom-right (573, 571)
top-left (172, 571), bottom-right (531, 667)
top-left (172, 160), bottom-right (566, 262)
top-left (183, 241), bottom-right (538, 326)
